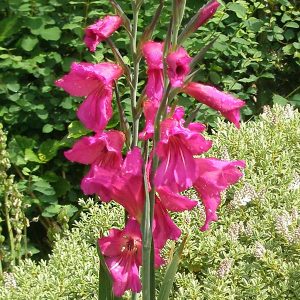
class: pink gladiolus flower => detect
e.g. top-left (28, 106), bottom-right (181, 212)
top-left (167, 47), bottom-right (192, 88)
top-left (64, 130), bottom-right (124, 165)
top-left (142, 41), bottom-right (164, 102)
top-left (55, 62), bottom-right (123, 132)
top-left (157, 186), bottom-right (198, 212)
top-left (111, 147), bottom-right (145, 222)
top-left (195, 0), bottom-right (220, 29)
top-left (153, 197), bottom-right (182, 249)
top-left (183, 82), bottom-right (245, 128)
top-left (139, 100), bottom-right (159, 140)
top-left (99, 218), bottom-right (164, 297)
top-left (64, 131), bottom-right (125, 202)
top-left (155, 107), bottom-right (212, 191)
top-left (193, 158), bottom-right (245, 231)
top-left (84, 15), bottom-right (122, 52)
top-left (109, 147), bottom-right (182, 249)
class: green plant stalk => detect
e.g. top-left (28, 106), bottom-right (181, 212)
top-left (171, 0), bottom-right (186, 50)
top-left (114, 81), bottom-right (132, 148)
top-left (4, 193), bottom-right (15, 266)
top-left (130, 2), bottom-right (141, 148)
top-left (141, 84), bottom-right (172, 299)
top-left (23, 221), bottom-right (28, 259)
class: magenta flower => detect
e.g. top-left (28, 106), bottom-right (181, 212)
top-left (142, 41), bottom-right (164, 102)
top-left (64, 130), bottom-right (125, 202)
top-left (157, 186), bottom-right (198, 212)
top-left (193, 158), bottom-right (245, 231)
top-left (84, 15), bottom-right (122, 52)
top-left (64, 130), bottom-right (125, 165)
top-left (110, 147), bottom-right (145, 222)
top-left (56, 62), bottom-right (123, 132)
top-left (195, 0), bottom-right (220, 29)
top-left (183, 82), bottom-right (245, 128)
top-left (139, 100), bottom-right (159, 140)
top-left (99, 218), bottom-right (164, 297)
top-left (154, 106), bottom-right (212, 191)
top-left (167, 47), bottom-right (192, 88)
top-left (153, 197), bottom-right (182, 249)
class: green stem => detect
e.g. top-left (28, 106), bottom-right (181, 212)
top-left (23, 223), bottom-right (28, 259)
top-left (286, 85), bottom-right (300, 99)
top-left (4, 193), bottom-right (15, 266)
top-left (130, 2), bottom-right (141, 148)
top-left (141, 84), bottom-right (172, 300)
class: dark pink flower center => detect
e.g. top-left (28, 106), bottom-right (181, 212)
top-left (176, 65), bottom-right (185, 76)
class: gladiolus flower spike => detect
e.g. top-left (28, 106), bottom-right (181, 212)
top-left (57, 4), bottom-right (247, 297)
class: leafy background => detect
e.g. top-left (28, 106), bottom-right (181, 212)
top-left (0, 0), bottom-right (299, 262)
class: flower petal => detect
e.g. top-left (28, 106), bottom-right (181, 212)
top-left (167, 47), bottom-right (192, 88)
top-left (195, 0), bottom-right (220, 29)
top-left (84, 15), bottom-right (122, 52)
top-left (157, 186), bottom-right (198, 212)
top-left (77, 86), bottom-right (113, 132)
top-left (183, 82), bottom-right (245, 128)
top-left (153, 198), bottom-right (181, 249)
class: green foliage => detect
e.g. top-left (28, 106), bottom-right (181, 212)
top-left (182, 0), bottom-right (300, 125)
top-left (1, 105), bottom-right (299, 299)
top-left (0, 0), bottom-right (299, 260)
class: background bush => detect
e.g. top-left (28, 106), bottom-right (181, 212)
top-left (1, 105), bottom-right (299, 299)
top-left (0, 0), bottom-right (299, 262)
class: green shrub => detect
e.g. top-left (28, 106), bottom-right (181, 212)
top-left (0, 0), bottom-right (299, 255)
top-left (1, 105), bottom-right (299, 299)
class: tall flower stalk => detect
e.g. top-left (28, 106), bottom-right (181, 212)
top-left (56, 1), bottom-right (246, 298)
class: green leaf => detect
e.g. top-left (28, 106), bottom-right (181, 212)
top-left (38, 139), bottom-right (60, 163)
top-left (42, 124), bottom-right (54, 133)
top-left (8, 136), bottom-right (36, 166)
top-left (227, 3), bottom-right (247, 19)
top-left (40, 27), bottom-right (61, 41)
top-left (53, 177), bottom-right (70, 197)
top-left (25, 149), bottom-right (42, 163)
top-left (245, 18), bottom-right (264, 32)
top-left (67, 121), bottom-right (91, 139)
top-left (272, 94), bottom-right (288, 105)
top-left (97, 244), bottom-right (121, 300)
top-left (31, 176), bottom-right (56, 196)
top-left (0, 16), bottom-right (19, 42)
top-left (7, 82), bottom-right (20, 92)
top-left (158, 236), bottom-right (188, 300)
top-left (21, 36), bottom-right (38, 51)
top-left (62, 205), bottom-right (78, 218)
top-left (285, 21), bottom-right (299, 29)
top-left (209, 71), bottom-right (221, 84)
top-left (42, 204), bottom-right (62, 217)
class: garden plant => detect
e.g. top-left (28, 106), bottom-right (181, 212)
top-left (53, 0), bottom-right (247, 298)
top-left (0, 0), bottom-right (300, 299)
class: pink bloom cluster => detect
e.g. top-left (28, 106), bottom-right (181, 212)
top-left (56, 1), bottom-right (245, 296)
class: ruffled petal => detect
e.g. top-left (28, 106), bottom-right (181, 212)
top-left (77, 86), bottom-right (113, 133)
top-left (142, 41), bottom-right (164, 70)
top-left (157, 186), bottom-right (198, 212)
top-left (199, 193), bottom-right (220, 231)
top-left (64, 131), bottom-right (124, 165)
top-left (55, 62), bottom-right (99, 97)
top-left (84, 15), bottom-right (122, 52)
top-left (111, 147), bottom-right (145, 222)
top-left (139, 100), bottom-right (159, 140)
top-left (194, 158), bottom-right (245, 230)
top-left (81, 164), bottom-right (118, 201)
top-left (153, 198), bottom-right (181, 249)
top-left (167, 47), bottom-right (192, 88)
